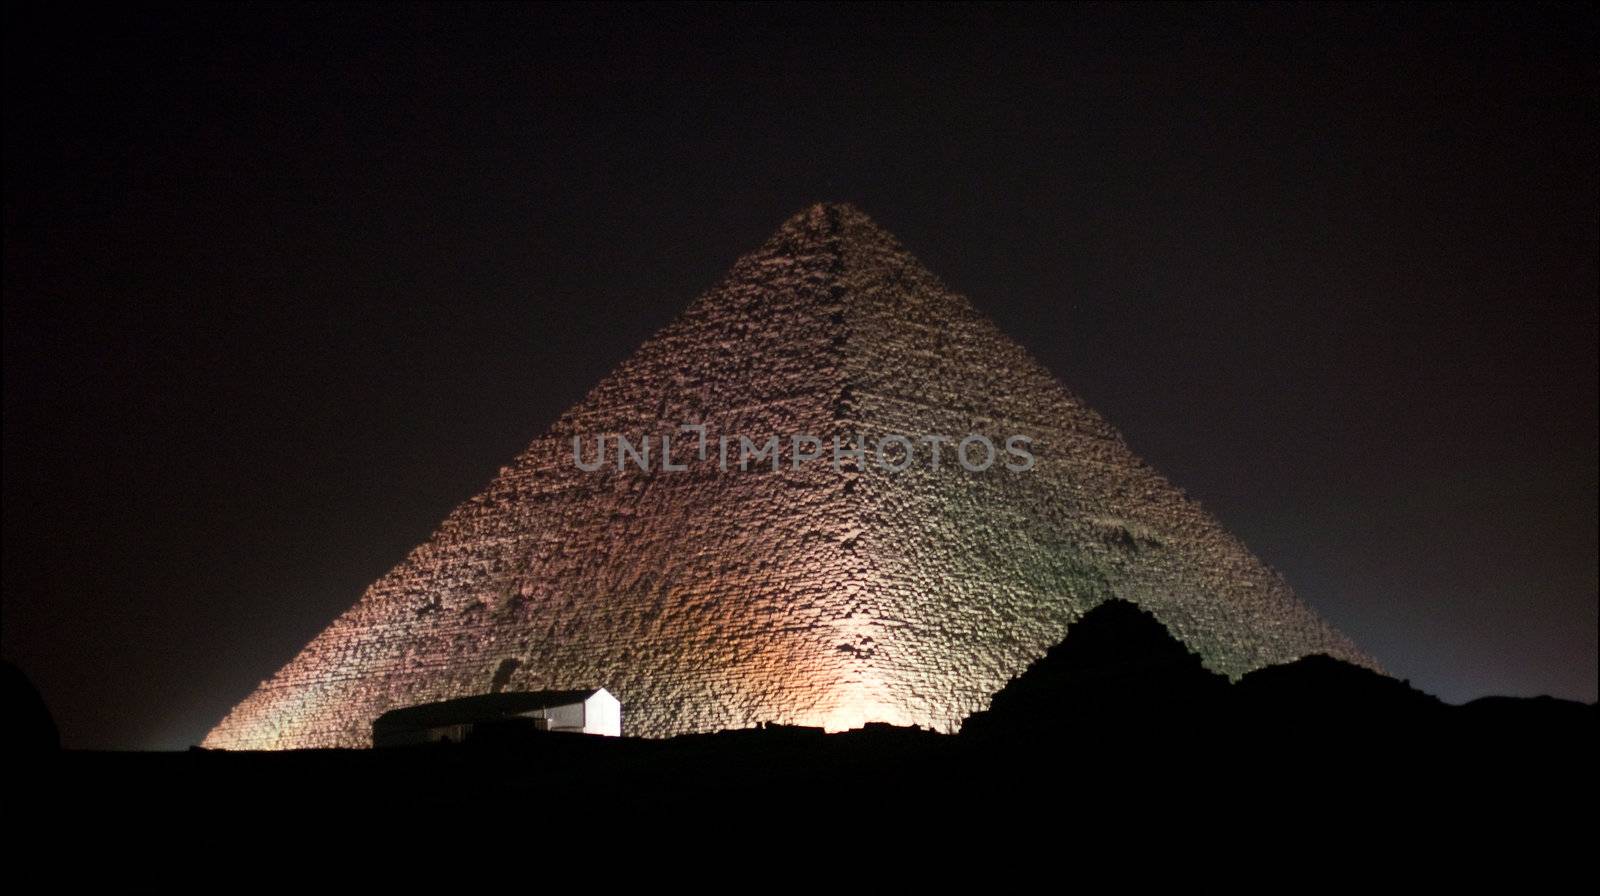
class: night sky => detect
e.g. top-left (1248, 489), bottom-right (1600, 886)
top-left (4, 3), bottom-right (1595, 749)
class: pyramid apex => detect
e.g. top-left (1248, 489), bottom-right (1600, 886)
top-left (779, 201), bottom-right (885, 237)
top-left (777, 203), bottom-right (915, 256)
top-left (804, 200), bottom-right (870, 217)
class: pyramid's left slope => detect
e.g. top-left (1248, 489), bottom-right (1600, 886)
top-left (205, 207), bottom-right (866, 748)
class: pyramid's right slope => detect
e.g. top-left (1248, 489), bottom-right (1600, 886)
top-left (205, 203), bottom-right (1371, 749)
top-left (813, 203), bottom-right (1372, 716)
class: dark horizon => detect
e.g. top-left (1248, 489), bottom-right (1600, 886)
top-left (4, 3), bottom-right (1595, 749)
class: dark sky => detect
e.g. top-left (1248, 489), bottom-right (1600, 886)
top-left (4, 3), bottom-right (1595, 749)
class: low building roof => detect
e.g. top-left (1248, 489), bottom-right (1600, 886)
top-left (373, 689), bottom-right (607, 732)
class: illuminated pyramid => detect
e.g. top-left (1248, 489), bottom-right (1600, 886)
top-left (205, 203), bottom-right (1372, 749)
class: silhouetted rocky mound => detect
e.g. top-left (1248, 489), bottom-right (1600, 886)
top-left (961, 599), bottom-right (1230, 737)
top-left (961, 599), bottom-right (1595, 753)
top-left (1235, 654), bottom-right (1445, 724)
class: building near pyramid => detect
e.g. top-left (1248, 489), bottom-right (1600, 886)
top-left (204, 203), bottom-right (1372, 749)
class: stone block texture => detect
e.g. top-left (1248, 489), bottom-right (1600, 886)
top-left (204, 203), bottom-right (1372, 749)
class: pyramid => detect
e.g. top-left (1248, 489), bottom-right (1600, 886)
top-left (204, 203), bottom-right (1372, 749)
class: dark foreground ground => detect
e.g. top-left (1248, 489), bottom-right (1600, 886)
top-left (6, 602), bottom-right (1595, 881)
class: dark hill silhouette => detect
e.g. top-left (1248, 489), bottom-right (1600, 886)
top-left (1234, 653), bottom-right (1447, 730)
top-left (961, 598), bottom-right (1595, 764)
top-left (962, 599), bottom-right (1230, 738)
top-left (1235, 653), bottom-right (1439, 705)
